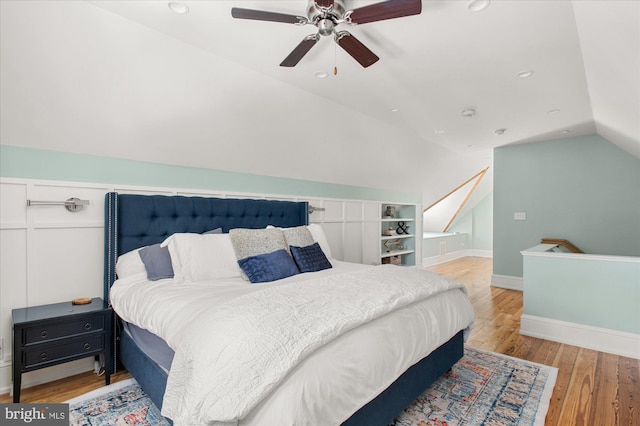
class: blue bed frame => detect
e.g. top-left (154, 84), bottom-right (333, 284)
top-left (104, 192), bottom-right (463, 425)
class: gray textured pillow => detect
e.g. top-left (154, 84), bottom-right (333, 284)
top-left (282, 226), bottom-right (314, 249)
top-left (229, 228), bottom-right (288, 260)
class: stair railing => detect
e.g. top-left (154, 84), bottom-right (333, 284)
top-left (540, 238), bottom-right (584, 254)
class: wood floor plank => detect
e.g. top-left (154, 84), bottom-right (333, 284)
top-left (619, 356), bottom-right (639, 426)
top-left (545, 343), bottom-right (579, 426)
top-left (589, 351), bottom-right (620, 425)
top-left (557, 347), bottom-right (599, 426)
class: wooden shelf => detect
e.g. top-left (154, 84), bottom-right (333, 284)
top-left (381, 249), bottom-right (415, 258)
top-left (381, 234), bottom-right (414, 240)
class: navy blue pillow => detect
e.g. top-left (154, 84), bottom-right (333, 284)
top-left (139, 244), bottom-right (174, 281)
top-left (290, 242), bottom-right (332, 273)
top-left (238, 249), bottom-right (300, 283)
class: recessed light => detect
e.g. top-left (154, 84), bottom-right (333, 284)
top-left (461, 109), bottom-right (476, 118)
top-left (467, 0), bottom-right (490, 12)
top-left (547, 109), bottom-right (560, 114)
top-left (390, 107), bottom-right (400, 113)
top-left (560, 129), bottom-right (571, 134)
top-left (517, 70), bottom-right (534, 78)
top-left (494, 128), bottom-right (507, 135)
top-left (168, 2), bottom-right (189, 14)
top-left (434, 130), bottom-right (446, 134)
top-left (314, 71), bottom-right (328, 79)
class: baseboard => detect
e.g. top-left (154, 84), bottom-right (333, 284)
top-left (422, 249), bottom-right (492, 267)
top-left (0, 358), bottom-right (94, 396)
top-left (520, 314), bottom-right (640, 359)
top-left (422, 250), bottom-right (469, 267)
top-left (491, 274), bottom-right (523, 291)
top-left (470, 249), bottom-right (493, 258)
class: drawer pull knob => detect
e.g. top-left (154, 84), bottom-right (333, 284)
top-left (84, 343), bottom-right (91, 350)
top-left (84, 323), bottom-right (92, 330)
top-left (40, 331), bottom-right (48, 338)
top-left (40, 352), bottom-right (47, 360)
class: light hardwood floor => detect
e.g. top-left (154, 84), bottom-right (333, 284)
top-left (2, 257), bottom-right (638, 425)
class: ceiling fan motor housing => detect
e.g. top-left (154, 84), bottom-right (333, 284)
top-left (308, 0), bottom-right (345, 36)
top-left (317, 19), bottom-right (335, 36)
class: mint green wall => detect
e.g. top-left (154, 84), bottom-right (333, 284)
top-left (472, 193), bottom-right (493, 250)
top-left (494, 135), bottom-right (640, 278)
top-left (449, 192), bottom-right (493, 251)
top-left (0, 145), bottom-right (421, 203)
top-left (523, 254), bottom-right (640, 334)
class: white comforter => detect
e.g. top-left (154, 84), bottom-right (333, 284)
top-left (110, 262), bottom-right (475, 426)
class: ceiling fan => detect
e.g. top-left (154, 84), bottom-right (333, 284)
top-left (231, 0), bottom-right (422, 68)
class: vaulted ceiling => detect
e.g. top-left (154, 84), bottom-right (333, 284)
top-left (1, 0), bottom-right (638, 205)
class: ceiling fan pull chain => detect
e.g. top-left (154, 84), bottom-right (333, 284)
top-left (334, 42), bottom-right (338, 75)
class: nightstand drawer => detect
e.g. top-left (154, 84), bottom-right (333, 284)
top-left (23, 315), bottom-right (104, 344)
top-left (23, 334), bottom-right (104, 368)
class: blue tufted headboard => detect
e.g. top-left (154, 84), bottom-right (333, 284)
top-left (103, 192), bottom-right (308, 302)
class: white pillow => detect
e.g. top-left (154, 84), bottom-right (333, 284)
top-left (115, 248), bottom-right (146, 278)
top-left (307, 224), bottom-right (333, 259)
top-left (162, 233), bottom-right (242, 282)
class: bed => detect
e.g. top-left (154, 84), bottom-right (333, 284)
top-left (103, 192), bottom-right (474, 426)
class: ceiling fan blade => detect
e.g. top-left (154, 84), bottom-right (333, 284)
top-left (315, 0), bottom-right (334, 9)
top-left (231, 8), bottom-right (308, 25)
top-left (280, 35), bottom-right (320, 67)
top-left (335, 31), bottom-right (379, 68)
top-left (347, 0), bottom-right (422, 25)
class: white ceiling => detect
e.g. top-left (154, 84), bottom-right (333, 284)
top-left (1, 0), bottom-right (638, 206)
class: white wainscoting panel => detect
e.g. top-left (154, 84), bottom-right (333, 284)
top-left (363, 222), bottom-right (381, 265)
top-left (0, 182), bottom-right (27, 226)
top-left (322, 222), bottom-right (344, 262)
top-left (345, 201), bottom-right (362, 221)
top-left (363, 203), bottom-right (379, 221)
top-left (0, 229), bottom-right (27, 361)
top-left (322, 200), bottom-right (345, 222)
top-left (343, 222), bottom-right (363, 264)
top-left (31, 228), bottom-right (104, 306)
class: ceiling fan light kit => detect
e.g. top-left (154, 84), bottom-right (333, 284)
top-left (231, 0), bottom-right (422, 68)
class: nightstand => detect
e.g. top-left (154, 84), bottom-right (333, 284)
top-left (12, 297), bottom-right (113, 402)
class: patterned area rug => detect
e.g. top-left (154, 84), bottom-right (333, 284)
top-left (391, 348), bottom-right (557, 426)
top-left (67, 347), bottom-right (556, 426)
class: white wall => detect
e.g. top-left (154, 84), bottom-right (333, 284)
top-left (0, 177), bottom-right (417, 394)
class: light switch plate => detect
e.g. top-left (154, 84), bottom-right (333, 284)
top-left (514, 212), bottom-right (527, 220)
